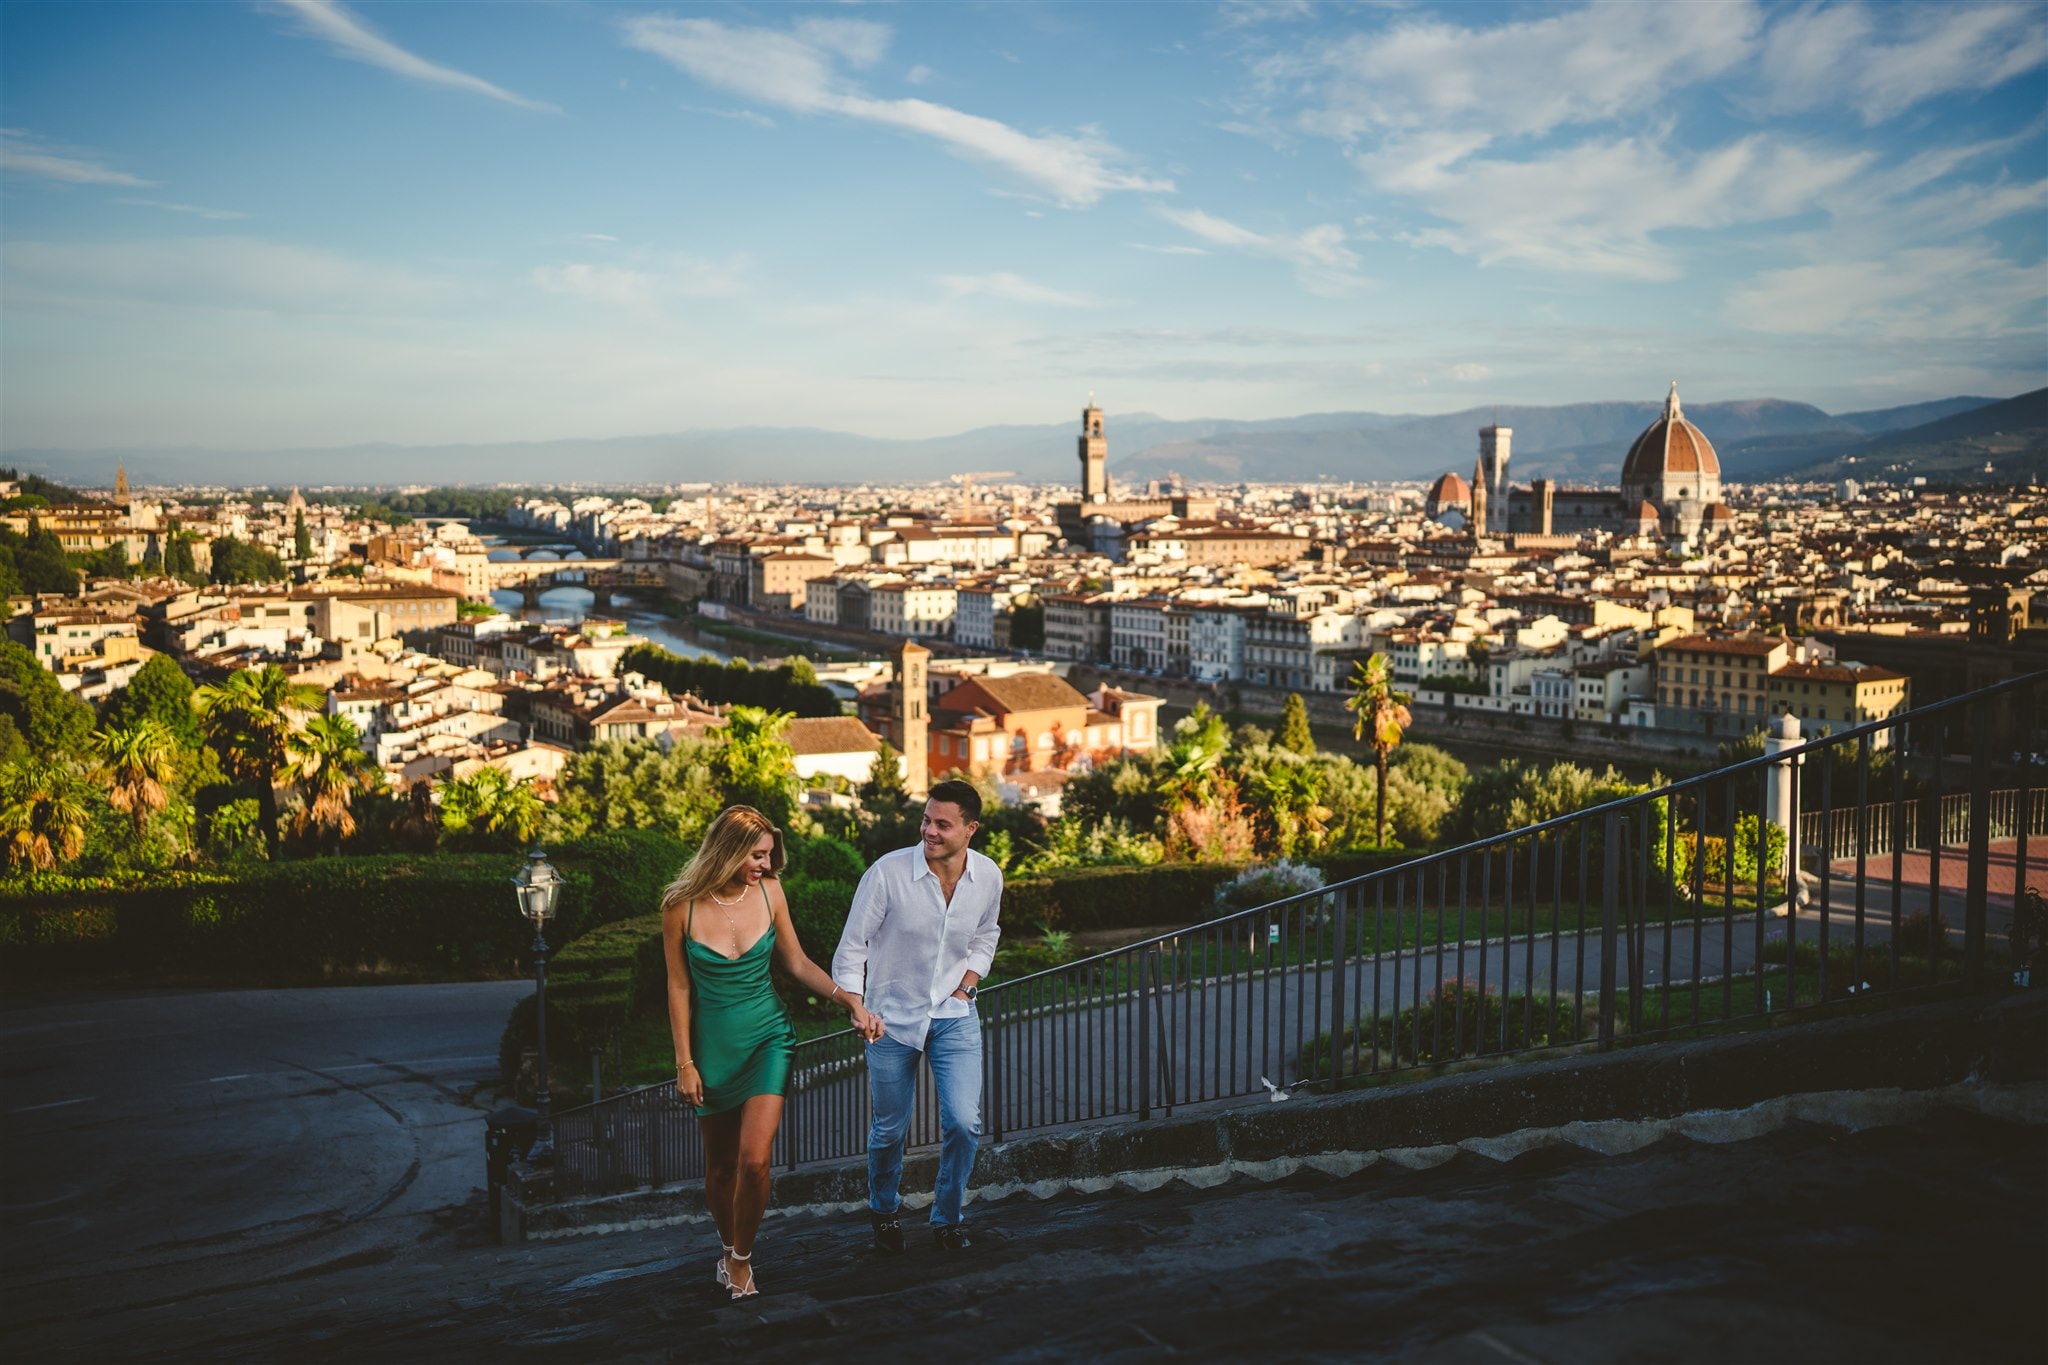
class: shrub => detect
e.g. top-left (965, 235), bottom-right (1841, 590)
top-left (1214, 859), bottom-right (1326, 914)
top-left (1003, 863), bottom-right (1243, 934)
top-left (1299, 976), bottom-right (1593, 1081)
top-left (0, 834), bottom-right (667, 986)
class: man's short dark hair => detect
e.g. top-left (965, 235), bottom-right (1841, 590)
top-left (927, 779), bottom-right (982, 823)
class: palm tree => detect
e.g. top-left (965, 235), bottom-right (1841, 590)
top-left (193, 664), bottom-right (322, 861)
top-left (439, 766), bottom-right (543, 849)
top-left (291, 713), bottom-right (380, 849)
top-left (93, 718), bottom-right (179, 850)
top-left (1346, 653), bottom-right (1413, 850)
top-left (0, 755), bottom-right (96, 871)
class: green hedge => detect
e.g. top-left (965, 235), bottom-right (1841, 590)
top-left (0, 828), bottom-right (692, 987)
top-left (1004, 849), bottom-right (1426, 934)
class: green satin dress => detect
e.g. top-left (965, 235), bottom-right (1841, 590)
top-left (686, 887), bottom-right (796, 1117)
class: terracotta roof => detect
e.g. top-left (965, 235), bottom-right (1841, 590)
top-left (785, 716), bottom-right (881, 756)
top-left (1661, 635), bottom-right (1788, 656)
top-left (1426, 472), bottom-right (1471, 506)
top-left (940, 671), bottom-right (1089, 716)
top-left (1772, 662), bottom-right (1906, 685)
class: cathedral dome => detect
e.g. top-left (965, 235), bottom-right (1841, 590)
top-left (1621, 382), bottom-right (1720, 493)
top-left (1425, 471), bottom-right (1470, 515)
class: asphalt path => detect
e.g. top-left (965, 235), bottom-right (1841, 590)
top-left (0, 981), bottom-right (529, 1339)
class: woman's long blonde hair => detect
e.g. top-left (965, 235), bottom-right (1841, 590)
top-left (661, 806), bottom-right (786, 914)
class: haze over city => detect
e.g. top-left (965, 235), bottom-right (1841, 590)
top-left (3, 0), bottom-right (2044, 459)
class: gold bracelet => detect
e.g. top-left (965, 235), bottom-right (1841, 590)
top-left (676, 1060), bottom-right (696, 1071)
top-left (829, 984), bottom-right (843, 1005)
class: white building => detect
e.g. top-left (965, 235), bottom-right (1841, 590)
top-left (1109, 597), bottom-right (1173, 672)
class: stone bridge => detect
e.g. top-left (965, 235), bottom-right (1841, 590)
top-left (481, 559), bottom-right (667, 609)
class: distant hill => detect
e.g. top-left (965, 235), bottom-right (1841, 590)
top-left (1854, 387), bottom-right (2047, 451)
top-left (7, 391), bottom-right (2026, 490)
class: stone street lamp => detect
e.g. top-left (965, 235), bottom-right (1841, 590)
top-left (511, 848), bottom-right (565, 1164)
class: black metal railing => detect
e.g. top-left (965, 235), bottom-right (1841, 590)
top-left (549, 670), bottom-right (2044, 1199)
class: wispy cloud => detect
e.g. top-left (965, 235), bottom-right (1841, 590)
top-left (0, 130), bottom-right (153, 186)
top-left (680, 103), bottom-right (777, 128)
top-left (117, 197), bottom-right (250, 221)
top-left (532, 252), bottom-right (748, 306)
top-left (1128, 242), bottom-right (1210, 255)
top-left (1723, 242), bottom-right (2041, 338)
top-left (2, 236), bottom-right (451, 315)
top-left (1264, 3), bottom-right (1759, 146)
top-left (622, 15), bottom-right (1171, 207)
top-left (939, 272), bottom-right (1098, 307)
top-left (1159, 206), bottom-right (1365, 294)
top-left (261, 0), bottom-right (558, 113)
top-left (1755, 2), bottom-right (2048, 124)
top-left (1369, 132), bottom-right (1872, 281)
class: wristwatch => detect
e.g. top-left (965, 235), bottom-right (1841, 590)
top-left (960, 984), bottom-right (978, 1002)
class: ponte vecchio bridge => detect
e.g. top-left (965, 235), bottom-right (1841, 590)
top-left (481, 556), bottom-right (666, 610)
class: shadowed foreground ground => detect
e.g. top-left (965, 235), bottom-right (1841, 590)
top-left (17, 1108), bottom-right (2040, 1363)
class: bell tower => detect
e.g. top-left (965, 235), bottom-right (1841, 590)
top-left (1079, 400), bottom-right (1110, 503)
top-left (894, 639), bottom-right (930, 798)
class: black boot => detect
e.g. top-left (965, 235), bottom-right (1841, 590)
top-left (870, 1209), bottom-right (904, 1254)
top-left (932, 1224), bottom-right (973, 1252)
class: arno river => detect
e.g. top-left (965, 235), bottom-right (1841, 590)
top-left (481, 542), bottom-right (777, 664)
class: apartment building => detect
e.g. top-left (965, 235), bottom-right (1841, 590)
top-left (954, 584), bottom-right (1015, 651)
top-left (1044, 593), bottom-right (1113, 664)
top-left (1108, 597), bottom-right (1173, 672)
top-left (869, 582), bottom-right (957, 639)
top-left (1652, 634), bottom-right (1792, 729)
top-left (749, 553), bottom-right (836, 611)
top-left (1245, 608), bottom-right (1361, 693)
top-left (1765, 661), bottom-right (1911, 741)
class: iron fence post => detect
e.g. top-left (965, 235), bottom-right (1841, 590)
top-left (1600, 811), bottom-right (1621, 1052)
top-left (1329, 889), bottom-right (1349, 1087)
top-left (988, 990), bottom-right (1003, 1144)
top-left (1138, 948), bottom-right (1152, 1122)
top-left (1965, 701), bottom-right (1994, 992)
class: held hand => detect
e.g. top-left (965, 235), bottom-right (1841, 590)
top-left (675, 1062), bottom-right (704, 1107)
top-left (848, 1004), bottom-right (882, 1043)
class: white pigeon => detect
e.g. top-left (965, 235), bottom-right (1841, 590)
top-left (1260, 1076), bottom-right (1291, 1102)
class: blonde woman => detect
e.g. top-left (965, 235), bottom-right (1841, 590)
top-left (662, 805), bottom-right (877, 1300)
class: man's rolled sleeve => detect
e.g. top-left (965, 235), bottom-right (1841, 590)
top-left (831, 861), bottom-right (887, 996)
top-left (964, 867), bottom-right (1003, 978)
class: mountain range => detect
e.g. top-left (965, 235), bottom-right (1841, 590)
top-left (8, 390), bottom-right (2039, 492)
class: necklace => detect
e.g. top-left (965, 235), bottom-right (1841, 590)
top-left (712, 891), bottom-right (748, 956)
top-left (708, 885), bottom-right (746, 906)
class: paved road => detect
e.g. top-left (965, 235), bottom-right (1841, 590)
top-left (7, 1105), bottom-right (2038, 1362)
top-left (0, 981), bottom-right (529, 1335)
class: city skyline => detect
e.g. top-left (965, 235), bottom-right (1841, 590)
top-left (2, 1), bottom-right (2044, 453)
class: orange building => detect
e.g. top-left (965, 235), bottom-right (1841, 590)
top-left (863, 669), bottom-right (1162, 781)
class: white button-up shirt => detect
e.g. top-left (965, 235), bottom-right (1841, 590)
top-left (832, 845), bottom-right (1004, 1051)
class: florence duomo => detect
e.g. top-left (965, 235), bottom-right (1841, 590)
top-left (1428, 382), bottom-right (1736, 544)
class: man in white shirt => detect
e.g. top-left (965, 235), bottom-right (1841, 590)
top-left (833, 778), bottom-right (1003, 1253)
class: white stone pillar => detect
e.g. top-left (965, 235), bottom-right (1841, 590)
top-left (1763, 711), bottom-right (1804, 910)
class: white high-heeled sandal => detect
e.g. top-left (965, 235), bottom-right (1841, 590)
top-left (726, 1248), bottom-right (757, 1300)
top-left (715, 1242), bottom-right (734, 1288)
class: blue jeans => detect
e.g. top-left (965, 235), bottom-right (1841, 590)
top-left (866, 1013), bottom-right (982, 1228)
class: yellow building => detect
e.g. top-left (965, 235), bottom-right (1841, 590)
top-left (1652, 634), bottom-right (1790, 724)
top-left (1766, 661), bottom-right (1910, 742)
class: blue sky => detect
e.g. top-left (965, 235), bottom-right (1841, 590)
top-left (2, 0), bottom-right (2043, 451)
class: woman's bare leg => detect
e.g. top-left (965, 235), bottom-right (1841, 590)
top-left (725, 1094), bottom-right (785, 1290)
top-left (698, 1110), bottom-right (741, 1251)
